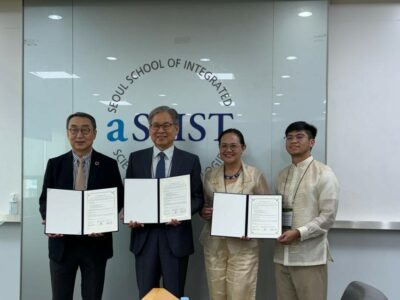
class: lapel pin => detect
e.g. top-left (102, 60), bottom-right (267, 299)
top-left (95, 161), bottom-right (100, 166)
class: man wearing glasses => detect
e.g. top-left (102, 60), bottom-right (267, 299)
top-left (39, 112), bottom-right (123, 300)
top-left (274, 121), bottom-right (339, 300)
top-left (126, 106), bottom-right (203, 298)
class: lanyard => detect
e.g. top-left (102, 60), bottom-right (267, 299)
top-left (282, 159), bottom-right (314, 205)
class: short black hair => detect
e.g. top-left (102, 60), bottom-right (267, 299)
top-left (218, 128), bottom-right (246, 147)
top-left (285, 121), bottom-right (317, 139)
top-left (148, 106), bottom-right (179, 125)
top-left (66, 112), bottom-right (97, 129)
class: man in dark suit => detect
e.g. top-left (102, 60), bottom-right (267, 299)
top-left (126, 106), bottom-right (203, 299)
top-left (39, 112), bottom-right (123, 300)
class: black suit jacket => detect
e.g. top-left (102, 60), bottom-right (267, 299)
top-left (125, 146), bottom-right (203, 257)
top-left (39, 150), bottom-right (124, 262)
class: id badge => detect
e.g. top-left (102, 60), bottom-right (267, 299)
top-left (282, 208), bottom-right (293, 228)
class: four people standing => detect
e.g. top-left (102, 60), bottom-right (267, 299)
top-left (39, 110), bottom-right (338, 299)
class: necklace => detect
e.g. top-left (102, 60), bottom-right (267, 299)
top-left (224, 166), bottom-right (241, 180)
top-left (223, 165), bottom-right (244, 193)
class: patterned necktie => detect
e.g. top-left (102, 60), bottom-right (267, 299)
top-left (155, 152), bottom-right (166, 179)
top-left (75, 158), bottom-right (86, 190)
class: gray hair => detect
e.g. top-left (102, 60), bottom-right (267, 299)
top-left (148, 106), bottom-right (179, 125)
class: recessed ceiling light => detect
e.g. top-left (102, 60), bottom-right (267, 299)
top-left (323, 111), bottom-right (326, 114)
top-left (159, 94), bottom-right (166, 97)
top-left (200, 58), bottom-right (211, 62)
top-left (273, 102), bottom-right (281, 106)
top-left (286, 56), bottom-right (297, 60)
top-left (186, 113), bottom-right (192, 116)
top-left (92, 93), bottom-right (100, 97)
top-left (281, 75), bottom-right (291, 79)
top-left (272, 112), bottom-right (277, 116)
top-left (171, 103), bottom-right (178, 106)
top-left (237, 114), bottom-right (243, 117)
top-left (298, 11), bottom-right (312, 17)
top-left (48, 14), bottom-right (63, 20)
top-left (106, 56), bottom-right (117, 61)
top-left (323, 100), bottom-right (327, 104)
top-left (276, 93), bottom-right (284, 97)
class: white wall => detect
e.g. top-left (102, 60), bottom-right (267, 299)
top-left (327, 3), bottom-right (400, 299)
top-left (0, 225), bottom-right (21, 300)
top-left (328, 2), bottom-right (400, 223)
top-left (0, 0), bottom-right (22, 300)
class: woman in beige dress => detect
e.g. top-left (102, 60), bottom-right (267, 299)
top-left (200, 128), bottom-right (270, 300)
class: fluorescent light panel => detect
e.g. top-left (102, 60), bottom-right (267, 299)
top-left (298, 11), bottom-right (312, 17)
top-left (30, 71), bottom-right (79, 79)
top-left (48, 14), bottom-right (62, 20)
top-left (198, 73), bottom-right (235, 80)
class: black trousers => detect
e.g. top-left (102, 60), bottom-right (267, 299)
top-left (49, 242), bottom-right (107, 300)
top-left (135, 227), bottom-right (189, 299)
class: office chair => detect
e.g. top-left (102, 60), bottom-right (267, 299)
top-left (341, 281), bottom-right (388, 300)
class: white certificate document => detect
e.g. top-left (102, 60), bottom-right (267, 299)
top-left (159, 175), bottom-right (191, 223)
top-left (247, 195), bottom-right (282, 238)
top-left (211, 193), bottom-right (247, 238)
top-left (45, 189), bottom-right (82, 235)
top-left (83, 188), bottom-right (118, 234)
top-left (211, 192), bottom-right (282, 238)
top-left (124, 179), bottom-right (158, 224)
top-left (124, 175), bottom-right (191, 224)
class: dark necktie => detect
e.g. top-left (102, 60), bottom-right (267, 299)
top-left (155, 152), bottom-right (166, 179)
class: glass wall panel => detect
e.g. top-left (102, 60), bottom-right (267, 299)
top-left (22, 1), bottom-right (327, 299)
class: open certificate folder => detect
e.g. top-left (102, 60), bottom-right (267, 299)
top-left (211, 192), bottom-right (282, 239)
top-left (124, 175), bottom-right (191, 224)
top-left (45, 188), bottom-right (118, 235)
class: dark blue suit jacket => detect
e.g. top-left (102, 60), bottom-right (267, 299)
top-left (125, 146), bottom-right (203, 257)
top-left (39, 150), bottom-right (124, 262)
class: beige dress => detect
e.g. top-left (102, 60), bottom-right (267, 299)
top-left (200, 162), bottom-right (269, 300)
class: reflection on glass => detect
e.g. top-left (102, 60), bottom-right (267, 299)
top-left (22, 1), bottom-right (327, 299)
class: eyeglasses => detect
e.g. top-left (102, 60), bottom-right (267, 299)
top-left (219, 143), bottom-right (241, 151)
top-left (285, 134), bottom-right (308, 142)
top-left (68, 126), bottom-right (92, 136)
top-left (150, 122), bottom-right (175, 131)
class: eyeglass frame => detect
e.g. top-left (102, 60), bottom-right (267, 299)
top-left (68, 126), bottom-right (93, 136)
top-left (219, 143), bottom-right (243, 151)
top-left (284, 133), bottom-right (312, 142)
top-left (149, 122), bottom-right (177, 131)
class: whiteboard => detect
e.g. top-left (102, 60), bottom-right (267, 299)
top-left (327, 4), bottom-right (400, 225)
